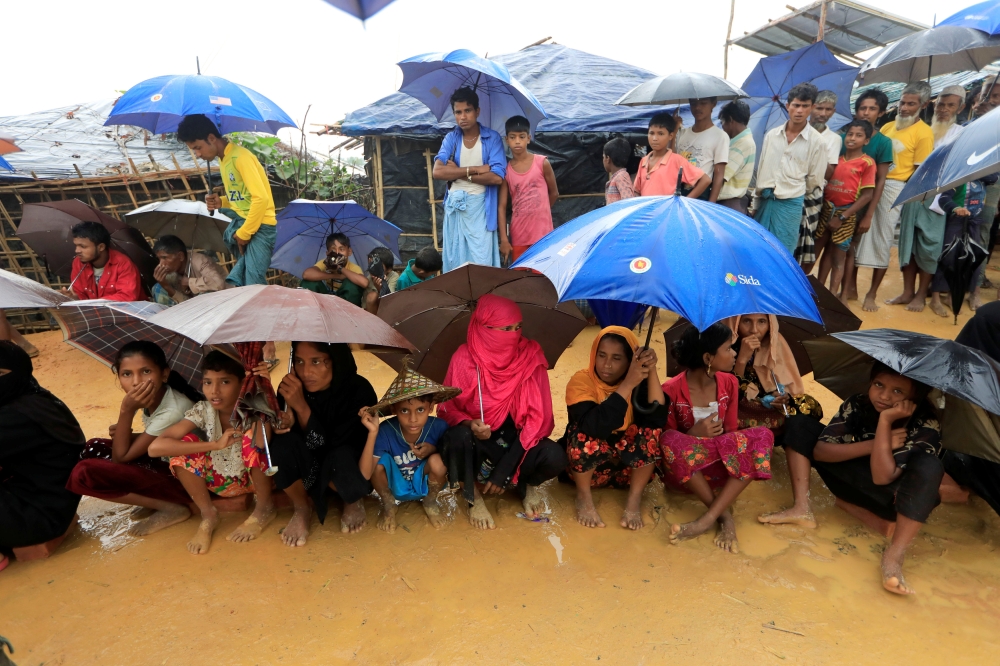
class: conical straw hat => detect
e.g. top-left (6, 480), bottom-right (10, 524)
top-left (372, 358), bottom-right (462, 415)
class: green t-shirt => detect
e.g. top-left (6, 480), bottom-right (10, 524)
top-left (840, 129), bottom-right (893, 164)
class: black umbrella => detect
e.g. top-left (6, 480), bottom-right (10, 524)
top-left (858, 26), bottom-right (1000, 84)
top-left (938, 218), bottom-right (989, 324)
top-left (616, 72), bottom-right (747, 106)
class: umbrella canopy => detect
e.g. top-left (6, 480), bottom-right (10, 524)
top-left (321, 0), bottom-right (399, 20)
top-left (615, 72), bottom-right (747, 106)
top-left (858, 26), bottom-right (1000, 84)
top-left (125, 200), bottom-right (231, 253)
top-left (105, 74), bottom-right (297, 135)
top-left (0, 132), bottom-right (21, 156)
top-left (397, 49), bottom-right (546, 136)
top-left (374, 264), bottom-right (587, 383)
top-left (938, 219), bottom-right (989, 324)
top-left (741, 42), bottom-right (858, 163)
top-left (662, 276), bottom-right (861, 376)
top-left (940, 1), bottom-right (1000, 34)
top-left (147, 284), bottom-right (415, 352)
top-left (894, 107), bottom-right (1000, 206)
top-left (0, 156), bottom-right (12, 172)
top-left (18, 199), bottom-right (157, 289)
top-left (53, 300), bottom-right (223, 388)
top-left (511, 195), bottom-right (822, 331)
top-left (0, 268), bottom-right (70, 309)
top-left (270, 200), bottom-right (402, 278)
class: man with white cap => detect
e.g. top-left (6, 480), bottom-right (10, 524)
top-left (932, 85), bottom-right (966, 146)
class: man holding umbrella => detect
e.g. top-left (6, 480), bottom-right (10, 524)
top-left (61, 222), bottom-right (145, 302)
top-left (432, 88), bottom-right (506, 272)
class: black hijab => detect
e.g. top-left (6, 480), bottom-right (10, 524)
top-left (957, 301), bottom-right (1000, 364)
top-left (0, 341), bottom-right (85, 444)
top-left (294, 342), bottom-right (377, 444)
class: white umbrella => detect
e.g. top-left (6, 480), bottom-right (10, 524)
top-left (0, 268), bottom-right (69, 308)
top-left (125, 199), bottom-right (232, 253)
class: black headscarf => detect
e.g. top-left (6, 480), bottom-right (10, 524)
top-left (957, 301), bottom-right (1000, 364)
top-left (0, 341), bottom-right (85, 444)
top-left (294, 341), bottom-right (377, 445)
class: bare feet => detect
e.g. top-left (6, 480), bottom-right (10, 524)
top-left (187, 509), bottom-right (220, 555)
top-left (904, 295), bottom-right (926, 313)
top-left (128, 504), bottom-right (191, 536)
top-left (620, 493), bottom-right (644, 530)
top-left (130, 505), bottom-right (155, 520)
top-left (970, 290), bottom-right (983, 311)
top-left (668, 514), bottom-right (714, 545)
top-left (469, 496), bottom-right (495, 530)
top-left (862, 295), bottom-right (880, 312)
top-left (929, 296), bottom-right (950, 317)
top-left (422, 485), bottom-right (449, 529)
top-left (845, 287), bottom-right (859, 301)
top-left (522, 485), bottom-right (546, 519)
top-left (881, 547), bottom-right (914, 595)
top-left (575, 493), bottom-right (605, 528)
top-left (281, 506), bottom-right (311, 547)
top-left (885, 292), bottom-right (913, 306)
top-left (758, 506), bottom-right (817, 529)
top-left (838, 294), bottom-right (850, 308)
top-left (341, 499), bottom-right (367, 534)
top-left (377, 492), bottom-right (398, 533)
top-left (714, 514), bottom-right (740, 553)
top-left (228, 501), bottom-right (276, 543)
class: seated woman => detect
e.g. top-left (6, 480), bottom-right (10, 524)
top-left (799, 363), bottom-right (942, 595)
top-left (564, 326), bottom-right (667, 530)
top-left (269, 342), bottom-right (377, 545)
top-left (438, 294), bottom-right (568, 530)
top-left (726, 314), bottom-right (825, 528)
top-left (149, 351), bottom-right (275, 555)
top-left (67, 341), bottom-right (201, 536)
top-left (0, 341), bottom-right (86, 571)
top-left (658, 323), bottom-right (774, 553)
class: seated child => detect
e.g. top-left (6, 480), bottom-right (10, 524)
top-left (358, 365), bottom-right (459, 532)
top-left (364, 247), bottom-right (399, 313)
top-left (149, 351), bottom-right (275, 555)
top-left (396, 246), bottom-right (442, 290)
top-left (67, 341), bottom-right (201, 536)
top-left (814, 120), bottom-right (876, 302)
top-left (633, 112), bottom-right (710, 198)
top-left (300, 232), bottom-right (369, 307)
top-left (498, 115), bottom-right (558, 262)
top-left (603, 137), bottom-right (635, 205)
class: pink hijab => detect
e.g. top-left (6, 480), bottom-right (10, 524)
top-left (725, 314), bottom-right (804, 395)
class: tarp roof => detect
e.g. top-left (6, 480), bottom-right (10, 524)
top-left (851, 65), bottom-right (1000, 107)
top-left (731, 0), bottom-right (926, 61)
top-left (342, 44), bottom-right (668, 137)
top-left (0, 100), bottom-right (200, 181)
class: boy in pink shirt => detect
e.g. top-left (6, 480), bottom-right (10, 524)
top-left (634, 112), bottom-right (710, 198)
top-left (498, 115), bottom-right (559, 262)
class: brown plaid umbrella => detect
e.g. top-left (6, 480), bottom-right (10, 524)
top-left (52, 300), bottom-right (231, 388)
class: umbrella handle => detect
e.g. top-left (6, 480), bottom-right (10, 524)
top-left (674, 170), bottom-right (684, 197)
top-left (258, 416), bottom-right (279, 477)
top-left (633, 307), bottom-right (660, 416)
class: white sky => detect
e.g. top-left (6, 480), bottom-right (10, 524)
top-left (3, 0), bottom-right (950, 154)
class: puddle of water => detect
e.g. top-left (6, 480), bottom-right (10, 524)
top-left (547, 535), bottom-right (564, 564)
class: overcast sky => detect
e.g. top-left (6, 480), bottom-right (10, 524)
top-left (4, 0), bottom-right (951, 153)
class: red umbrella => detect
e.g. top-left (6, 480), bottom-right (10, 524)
top-left (18, 199), bottom-right (157, 290)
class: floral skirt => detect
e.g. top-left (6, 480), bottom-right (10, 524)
top-left (737, 393), bottom-right (824, 432)
top-left (657, 426), bottom-right (774, 492)
top-left (565, 423), bottom-right (661, 489)
top-left (169, 434), bottom-right (267, 498)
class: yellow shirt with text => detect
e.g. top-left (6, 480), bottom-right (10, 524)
top-left (219, 142), bottom-right (276, 241)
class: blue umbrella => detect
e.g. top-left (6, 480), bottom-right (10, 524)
top-left (0, 156), bottom-right (12, 172)
top-left (270, 199), bottom-right (402, 278)
top-left (105, 74), bottom-right (297, 135)
top-left (397, 49), bottom-right (546, 136)
top-left (894, 105), bottom-right (1000, 207)
top-left (741, 42), bottom-right (859, 164)
top-left (940, 1), bottom-right (1000, 34)
top-left (321, 0), bottom-right (399, 20)
top-left (511, 195), bottom-right (822, 332)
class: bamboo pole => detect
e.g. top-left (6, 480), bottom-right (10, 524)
top-left (171, 154), bottom-right (198, 200)
top-left (816, 1), bottom-right (827, 42)
top-left (374, 137), bottom-right (385, 219)
top-left (724, 0), bottom-right (736, 79)
top-left (73, 164), bottom-right (101, 209)
top-left (128, 157), bottom-right (153, 201)
top-left (423, 149), bottom-right (440, 250)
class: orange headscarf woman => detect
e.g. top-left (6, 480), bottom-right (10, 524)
top-left (562, 326), bottom-right (666, 531)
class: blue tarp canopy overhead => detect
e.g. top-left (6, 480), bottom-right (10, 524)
top-left (343, 44), bottom-right (665, 136)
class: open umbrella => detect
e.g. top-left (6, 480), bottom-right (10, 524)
top-left (125, 200), bottom-right (231, 253)
top-left (858, 26), bottom-right (1000, 84)
top-left (511, 195), bottom-right (822, 332)
top-left (147, 284), bottom-right (415, 352)
top-left (662, 276), bottom-right (861, 376)
top-left (0, 269), bottom-right (69, 308)
top-left (741, 42), bottom-right (858, 164)
top-left (0, 132), bottom-right (21, 172)
top-left (804, 329), bottom-right (1000, 462)
top-left (616, 72), bottom-right (747, 107)
top-left (941, 1), bottom-right (1000, 33)
top-left (270, 200), bottom-right (402, 278)
top-left (938, 219), bottom-right (989, 324)
top-left (321, 0), bottom-right (400, 21)
top-left (374, 264), bottom-right (586, 383)
top-left (18, 199), bottom-right (157, 289)
top-left (397, 49), bottom-right (546, 137)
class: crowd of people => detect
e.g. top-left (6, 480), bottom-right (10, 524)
top-left (2, 78), bottom-right (1000, 601)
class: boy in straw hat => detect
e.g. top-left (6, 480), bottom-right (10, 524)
top-left (358, 364), bottom-right (461, 532)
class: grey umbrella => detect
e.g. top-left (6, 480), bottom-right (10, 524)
top-left (616, 72), bottom-right (747, 106)
top-left (858, 26), bottom-right (1000, 85)
top-left (125, 200), bottom-right (232, 253)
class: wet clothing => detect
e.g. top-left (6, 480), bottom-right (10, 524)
top-left (504, 154), bottom-right (554, 250)
top-left (373, 416), bottom-right (448, 501)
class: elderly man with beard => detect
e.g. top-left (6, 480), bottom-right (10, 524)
top-left (931, 86), bottom-right (965, 146)
top-left (151, 235), bottom-right (229, 306)
top-left (854, 82), bottom-right (935, 312)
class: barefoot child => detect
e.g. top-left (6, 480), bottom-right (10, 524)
top-left (357, 365), bottom-right (460, 532)
top-left (149, 351), bottom-right (276, 555)
top-left (67, 341), bottom-right (202, 536)
top-left (498, 115), bottom-right (558, 263)
top-left (634, 113), bottom-right (710, 198)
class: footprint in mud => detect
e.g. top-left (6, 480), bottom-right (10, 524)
top-left (869, 543), bottom-right (886, 555)
top-left (832, 537), bottom-right (857, 555)
top-left (843, 525), bottom-right (871, 538)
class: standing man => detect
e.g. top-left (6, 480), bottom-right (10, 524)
top-left (432, 88), bottom-right (506, 272)
top-left (855, 82), bottom-right (935, 312)
top-left (675, 97), bottom-right (729, 202)
top-left (716, 100), bottom-right (756, 214)
top-left (931, 86), bottom-right (966, 146)
top-left (753, 83), bottom-right (828, 255)
top-left (798, 90), bottom-right (842, 270)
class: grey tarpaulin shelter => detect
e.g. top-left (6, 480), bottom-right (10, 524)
top-left (335, 43), bottom-right (699, 258)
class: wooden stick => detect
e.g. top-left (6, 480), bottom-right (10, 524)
top-left (171, 153), bottom-right (198, 200)
top-left (424, 149), bottom-right (439, 250)
top-left (762, 623), bottom-right (804, 637)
